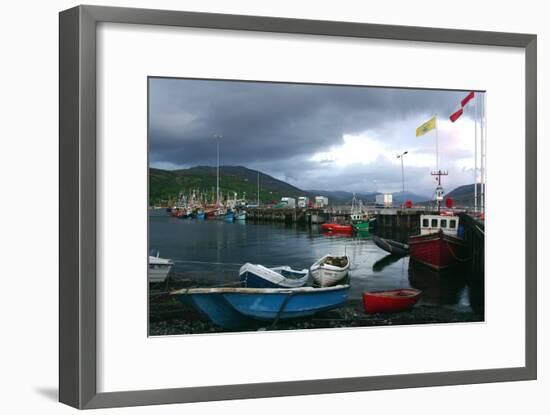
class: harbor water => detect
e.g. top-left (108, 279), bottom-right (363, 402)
top-left (149, 210), bottom-right (484, 334)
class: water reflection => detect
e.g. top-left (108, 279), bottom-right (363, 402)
top-left (372, 254), bottom-right (402, 272)
top-left (149, 212), bottom-right (483, 314)
top-left (408, 260), bottom-right (467, 306)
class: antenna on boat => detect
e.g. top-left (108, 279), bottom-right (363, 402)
top-left (431, 170), bottom-right (448, 213)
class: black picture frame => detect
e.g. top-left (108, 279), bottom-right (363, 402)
top-left (59, 5), bottom-right (537, 409)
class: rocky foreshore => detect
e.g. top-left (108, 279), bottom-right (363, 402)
top-left (149, 293), bottom-right (483, 336)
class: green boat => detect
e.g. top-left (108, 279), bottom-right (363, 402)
top-left (349, 194), bottom-right (373, 232)
top-left (352, 220), bottom-right (371, 231)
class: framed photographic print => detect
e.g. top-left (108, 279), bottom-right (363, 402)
top-left (59, 5), bottom-right (537, 409)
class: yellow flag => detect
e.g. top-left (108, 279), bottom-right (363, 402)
top-left (416, 116), bottom-right (436, 137)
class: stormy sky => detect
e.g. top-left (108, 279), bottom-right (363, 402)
top-left (149, 78), bottom-right (483, 197)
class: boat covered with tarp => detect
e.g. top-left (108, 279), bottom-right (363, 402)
top-left (239, 263), bottom-right (309, 288)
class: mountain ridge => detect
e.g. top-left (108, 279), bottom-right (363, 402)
top-left (149, 165), bottom-right (473, 206)
top-left (149, 166), bottom-right (313, 204)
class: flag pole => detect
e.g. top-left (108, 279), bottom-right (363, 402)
top-left (481, 93), bottom-right (486, 216)
top-left (474, 95), bottom-right (478, 214)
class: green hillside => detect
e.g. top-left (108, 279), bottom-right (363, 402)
top-left (150, 165), bottom-right (474, 208)
top-left (444, 183), bottom-right (482, 207)
top-left (149, 166), bottom-right (312, 206)
top-left (415, 183), bottom-right (480, 208)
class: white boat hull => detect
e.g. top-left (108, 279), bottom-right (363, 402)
top-left (148, 255), bottom-right (174, 283)
top-left (310, 255), bottom-right (350, 287)
top-left (310, 268), bottom-right (348, 287)
top-left (148, 267), bottom-right (172, 283)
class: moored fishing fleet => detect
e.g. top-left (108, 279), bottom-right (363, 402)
top-left (167, 191), bottom-right (249, 222)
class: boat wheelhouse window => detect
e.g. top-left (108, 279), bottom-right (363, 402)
top-left (431, 219), bottom-right (438, 227)
top-left (422, 218), bottom-right (429, 227)
top-left (440, 219), bottom-right (447, 228)
top-left (449, 219), bottom-right (457, 229)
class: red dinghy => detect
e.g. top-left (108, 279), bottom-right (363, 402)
top-left (362, 289), bottom-right (422, 314)
top-left (321, 223), bottom-right (353, 232)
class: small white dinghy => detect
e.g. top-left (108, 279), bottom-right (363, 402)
top-left (148, 254), bottom-right (174, 283)
top-left (239, 263), bottom-right (309, 288)
top-left (310, 254), bottom-right (350, 287)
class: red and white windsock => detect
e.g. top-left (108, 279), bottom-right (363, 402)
top-left (449, 91), bottom-right (475, 122)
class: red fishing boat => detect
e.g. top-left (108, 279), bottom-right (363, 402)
top-left (362, 288), bottom-right (422, 314)
top-left (170, 208), bottom-right (189, 218)
top-left (408, 222), bottom-right (467, 270)
top-left (408, 170), bottom-right (467, 270)
top-left (321, 223), bottom-right (353, 232)
top-left (204, 205), bottom-right (225, 218)
top-left (205, 209), bottom-right (218, 218)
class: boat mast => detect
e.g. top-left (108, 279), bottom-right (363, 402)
top-left (429, 115), bottom-right (448, 213)
top-left (217, 139), bottom-right (220, 205)
top-left (257, 170), bottom-right (260, 206)
top-left (431, 170), bottom-right (448, 213)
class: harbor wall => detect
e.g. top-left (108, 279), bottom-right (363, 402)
top-left (247, 207), bottom-right (328, 225)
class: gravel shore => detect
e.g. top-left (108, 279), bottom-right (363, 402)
top-left (149, 294), bottom-right (483, 336)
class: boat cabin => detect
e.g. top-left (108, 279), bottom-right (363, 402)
top-left (350, 212), bottom-right (368, 222)
top-left (420, 214), bottom-right (460, 237)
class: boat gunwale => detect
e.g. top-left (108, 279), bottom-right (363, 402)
top-left (408, 231), bottom-right (467, 246)
top-left (310, 254), bottom-right (350, 271)
top-left (363, 288), bottom-right (421, 299)
top-left (148, 256), bottom-right (174, 264)
top-left (171, 284), bottom-right (350, 295)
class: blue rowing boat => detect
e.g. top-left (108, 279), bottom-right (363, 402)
top-left (180, 290), bottom-right (255, 330)
top-left (171, 285), bottom-right (349, 329)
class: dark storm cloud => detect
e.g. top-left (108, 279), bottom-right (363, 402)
top-left (149, 78), bottom-right (479, 194)
top-left (150, 79), bottom-right (466, 163)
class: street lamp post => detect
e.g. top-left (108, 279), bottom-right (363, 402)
top-left (213, 134), bottom-right (223, 205)
top-left (396, 151), bottom-right (408, 193)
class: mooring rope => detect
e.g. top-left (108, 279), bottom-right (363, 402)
top-left (172, 259), bottom-right (244, 267)
top-left (445, 239), bottom-right (472, 262)
top-left (149, 279), bottom-right (243, 297)
top-left (269, 292), bottom-right (295, 329)
top-left (171, 258), bottom-right (302, 268)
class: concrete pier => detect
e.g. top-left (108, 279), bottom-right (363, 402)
top-left (248, 207), bottom-right (430, 234)
top-left (375, 209), bottom-right (425, 241)
top-left (248, 207), bottom-right (329, 225)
